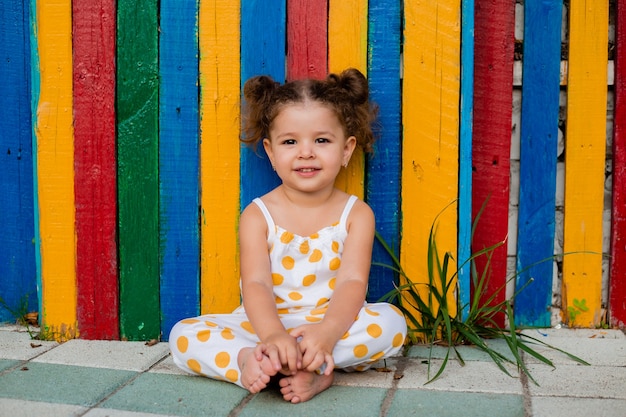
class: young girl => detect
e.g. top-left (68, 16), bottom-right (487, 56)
top-left (169, 68), bottom-right (407, 404)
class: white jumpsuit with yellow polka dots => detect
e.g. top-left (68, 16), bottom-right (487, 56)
top-left (169, 195), bottom-right (407, 388)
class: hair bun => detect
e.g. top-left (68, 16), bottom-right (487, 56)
top-left (243, 75), bottom-right (278, 106)
top-left (332, 68), bottom-right (369, 105)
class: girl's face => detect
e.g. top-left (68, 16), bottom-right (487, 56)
top-left (263, 101), bottom-right (356, 195)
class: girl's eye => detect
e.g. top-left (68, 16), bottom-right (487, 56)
top-left (282, 139), bottom-right (296, 145)
top-left (316, 137), bottom-right (330, 143)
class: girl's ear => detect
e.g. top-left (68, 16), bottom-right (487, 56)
top-left (343, 136), bottom-right (357, 166)
top-left (263, 138), bottom-right (274, 165)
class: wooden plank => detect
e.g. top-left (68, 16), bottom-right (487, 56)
top-left (73, 0), bottom-right (119, 340)
top-left (562, 0), bottom-right (608, 328)
top-left (116, 0), bottom-right (160, 340)
top-left (34, 0), bottom-right (77, 340)
top-left (287, 0), bottom-right (328, 81)
top-left (328, 0), bottom-right (367, 199)
top-left (240, 0), bottom-right (285, 208)
top-left (457, 0), bottom-right (474, 320)
top-left (610, 1), bottom-right (626, 328)
top-left (402, 0), bottom-right (460, 320)
top-left (514, 0), bottom-right (562, 327)
top-left (471, 0), bottom-right (515, 327)
top-left (366, 0), bottom-right (402, 302)
top-left (159, 0), bottom-right (201, 338)
top-left (199, 0), bottom-right (242, 314)
top-left (0, 1), bottom-right (37, 323)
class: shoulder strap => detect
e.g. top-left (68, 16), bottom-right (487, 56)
top-left (252, 198), bottom-right (276, 234)
top-left (339, 195), bottom-right (358, 231)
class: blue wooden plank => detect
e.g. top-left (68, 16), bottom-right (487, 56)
top-left (0, 1), bottom-right (38, 323)
top-left (514, 0), bottom-right (562, 327)
top-left (159, 0), bottom-right (201, 340)
top-left (240, 0), bottom-right (286, 207)
top-left (458, 0), bottom-right (474, 321)
top-left (366, 0), bottom-right (402, 302)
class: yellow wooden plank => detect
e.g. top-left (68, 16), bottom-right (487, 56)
top-left (401, 0), bottom-right (461, 327)
top-left (199, 0), bottom-right (241, 313)
top-left (328, 0), bottom-right (367, 199)
top-left (35, 0), bottom-right (77, 340)
top-left (562, 0), bottom-right (608, 327)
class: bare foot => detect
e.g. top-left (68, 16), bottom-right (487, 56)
top-left (278, 370), bottom-right (334, 403)
top-left (238, 347), bottom-right (278, 394)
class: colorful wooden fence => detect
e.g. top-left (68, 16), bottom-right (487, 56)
top-left (0, 0), bottom-right (624, 341)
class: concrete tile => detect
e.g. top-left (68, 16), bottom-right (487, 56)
top-left (407, 339), bottom-right (518, 362)
top-left (526, 363), bottom-right (626, 399)
top-left (32, 340), bottom-right (170, 371)
top-left (0, 330), bottom-right (59, 360)
top-left (397, 358), bottom-right (524, 394)
top-left (0, 398), bottom-right (87, 417)
top-left (332, 357), bottom-right (399, 388)
top-left (0, 359), bottom-right (20, 373)
top-left (531, 396), bottom-right (626, 417)
top-left (100, 372), bottom-right (247, 417)
top-left (521, 336), bottom-right (626, 366)
top-left (389, 390), bottom-right (525, 417)
top-left (148, 355), bottom-right (189, 376)
top-left (85, 409), bottom-right (178, 417)
top-left (242, 386), bottom-right (388, 417)
top-left (522, 328), bottom-right (626, 340)
top-left (0, 362), bottom-right (136, 407)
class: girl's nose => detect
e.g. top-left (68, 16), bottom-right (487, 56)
top-left (298, 141), bottom-right (315, 158)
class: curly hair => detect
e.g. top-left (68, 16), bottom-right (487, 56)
top-left (241, 68), bottom-right (378, 153)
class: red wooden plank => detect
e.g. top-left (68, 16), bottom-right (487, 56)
top-left (610, 2), bottom-right (626, 328)
top-left (73, 0), bottom-right (119, 339)
top-left (471, 0), bottom-right (516, 327)
top-left (287, 0), bottom-right (328, 80)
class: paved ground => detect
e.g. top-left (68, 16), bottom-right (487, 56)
top-left (0, 325), bottom-right (624, 417)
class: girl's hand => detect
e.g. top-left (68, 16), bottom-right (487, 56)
top-left (289, 324), bottom-right (336, 375)
top-left (264, 331), bottom-right (302, 374)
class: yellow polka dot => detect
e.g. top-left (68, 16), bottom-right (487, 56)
top-left (187, 358), bottom-right (201, 374)
top-left (331, 221), bottom-right (339, 227)
top-left (309, 233), bottom-right (319, 239)
top-left (316, 298), bottom-right (329, 306)
top-left (310, 307), bottom-right (327, 315)
top-left (305, 316), bottom-right (322, 322)
top-left (367, 324), bottom-right (383, 338)
top-left (341, 331), bottom-right (350, 340)
top-left (241, 321), bottom-right (255, 334)
top-left (225, 369), bottom-right (239, 382)
top-left (204, 320), bottom-right (218, 327)
top-left (288, 292), bottom-right (303, 301)
top-left (393, 332), bottom-right (405, 348)
top-left (309, 249), bottom-right (322, 262)
top-left (391, 304), bottom-right (403, 316)
top-left (329, 257), bottom-right (341, 270)
top-left (280, 231), bottom-right (294, 244)
top-left (354, 344), bottom-right (368, 358)
top-left (272, 273), bottom-right (284, 285)
top-left (180, 318), bottom-right (200, 324)
top-left (299, 240), bottom-right (310, 254)
top-left (221, 328), bottom-right (235, 340)
top-left (177, 336), bottom-right (189, 353)
top-left (215, 351), bottom-right (230, 368)
top-left (365, 307), bottom-right (381, 316)
top-left (332, 241), bottom-right (340, 253)
top-left (197, 330), bottom-right (211, 342)
top-left (269, 243), bottom-right (274, 253)
top-left (328, 277), bottom-right (336, 289)
top-left (277, 308), bottom-right (290, 314)
top-left (276, 296), bottom-right (285, 304)
top-left (282, 256), bottom-right (295, 270)
top-left (302, 274), bottom-right (316, 286)
top-left (355, 365), bottom-right (367, 371)
top-left (370, 351), bottom-right (385, 361)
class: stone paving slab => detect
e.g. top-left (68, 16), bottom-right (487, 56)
top-left (526, 363), bottom-right (626, 399)
top-left (531, 396), bottom-right (626, 417)
top-left (32, 339), bottom-right (170, 371)
top-left (100, 372), bottom-right (248, 417)
top-left (397, 358), bottom-right (524, 394)
top-left (521, 335), bottom-right (626, 367)
top-left (388, 390), bottom-right (525, 417)
top-left (0, 398), bottom-right (87, 417)
top-left (0, 362), bottom-right (136, 407)
top-left (0, 330), bottom-right (58, 360)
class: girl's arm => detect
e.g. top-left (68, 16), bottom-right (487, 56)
top-left (239, 203), bottom-right (301, 373)
top-left (290, 199), bottom-right (374, 373)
